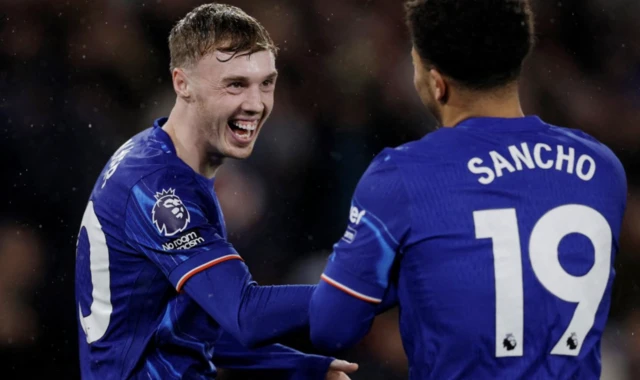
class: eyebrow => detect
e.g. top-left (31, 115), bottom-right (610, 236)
top-left (222, 71), bottom-right (278, 83)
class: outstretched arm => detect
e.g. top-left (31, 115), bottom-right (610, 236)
top-left (184, 260), bottom-right (316, 347)
top-left (310, 279), bottom-right (397, 352)
top-left (125, 166), bottom-right (324, 348)
top-left (212, 329), bottom-right (357, 380)
top-left (309, 150), bottom-right (407, 353)
top-left (186, 256), bottom-right (395, 349)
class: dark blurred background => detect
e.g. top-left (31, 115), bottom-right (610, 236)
top-left (0, 0), bottom-right (639, 379)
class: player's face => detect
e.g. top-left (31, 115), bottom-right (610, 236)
top-left (189, 50), bottom-right (277, 160)
top-left (411, 48), bottom-right (443, 125)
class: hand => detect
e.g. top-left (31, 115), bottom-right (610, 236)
top-left (325, 359), bottom-right (359, 380)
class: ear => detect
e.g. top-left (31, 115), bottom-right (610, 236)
top-left (429, 69), bottom-right (448, 103)
top-left (172, 68), bottom-right (191, 100)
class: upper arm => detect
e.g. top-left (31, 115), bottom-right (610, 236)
top-left (322, 150), bottom-right (409, 303)
top-left (124, 167), bottom-right (242, 291)
top-left (310, 151), bottom-right (407, 351)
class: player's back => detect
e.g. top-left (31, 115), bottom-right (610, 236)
top-left (392, 116), bottom-right (626, 379)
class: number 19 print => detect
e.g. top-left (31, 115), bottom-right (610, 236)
top-left (474, 205), bottom-right (612, 357)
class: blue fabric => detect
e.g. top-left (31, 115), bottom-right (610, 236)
top-left (310, 116), bottom-right (627, 380)
top-left (76, 118), bottom-right (332, 379)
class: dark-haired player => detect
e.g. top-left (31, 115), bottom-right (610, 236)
top-left (75, 3), bottom-right (357, 379)
top-left (309, 1), bottom-right (627, 379)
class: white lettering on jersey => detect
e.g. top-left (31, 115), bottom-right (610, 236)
top-left (349, 206), bottom-right (366, 225)
top-left (467, 143), bottom-right (596, 185)
top-left (102, 139), bottom-right (135, 188)
top-left (162, 231), bottom-right (205, 250)
top-left (341, 226), bottom-right (357, 244)
top-left (468, 158), bottom-right (496, 185)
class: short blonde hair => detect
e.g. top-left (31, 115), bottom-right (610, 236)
top-left (168, 3), bottom-right (277, 71)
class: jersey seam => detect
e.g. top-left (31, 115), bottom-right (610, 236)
top-left (324, 259), bottom-right (384, 295)
top-left (386, 153), bottom-right (412, 254)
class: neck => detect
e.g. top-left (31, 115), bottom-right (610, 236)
top-left (162, 99), bottom-right (223, 178)
top-left (441, 81), bottom-right (524, 128)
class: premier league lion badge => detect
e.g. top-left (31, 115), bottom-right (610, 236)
top-left (152, 188), bottom-right (190, 236)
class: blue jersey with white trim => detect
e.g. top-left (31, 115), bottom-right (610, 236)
top-left (76, 118), bottom-right (328, 379)
top-left (321, 116), bottom-right (627, 379)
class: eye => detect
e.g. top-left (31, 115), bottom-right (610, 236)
top-left (262, 79), bottom-right (274, 86)
top-left (163, 199), bottom-right (179, 208)
top-left (229, 82), bottom-right (243, 89)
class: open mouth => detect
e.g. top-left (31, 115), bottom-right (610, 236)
top-left (228, 119), bottom-right (259, 143)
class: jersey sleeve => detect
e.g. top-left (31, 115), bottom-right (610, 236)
top-left (321, 149), bottom-right (410, 303)
top-left (124, 166), bottom-right (242, 291)
top-left (212, 330), bottom-right (334, 380)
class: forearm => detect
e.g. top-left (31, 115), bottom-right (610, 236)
top-left (238, 282), bottom-right (316, 347)
top-left (310, 280), bottom-right (377, 353)
top-left (310, 266), bottom-right (398, 353)
top-left (213, 330), bottom-right (333, 380)
top-left (184, 260), bottom-right (314, 347)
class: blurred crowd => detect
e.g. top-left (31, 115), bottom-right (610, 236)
top-left (0, 0), bottom-right (639, 379)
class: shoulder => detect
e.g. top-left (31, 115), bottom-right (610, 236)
top-left (547, 123), bottom-right (625, 179)
top-left (128, 160), bottom-right (207, 214)
top-left (565, 128), bottom-right (618, 157)
top-left (354, 147), bottom-right (411, 208)
top-left (100, 126), bottom-right (196, 191)
top-left (93, 126), bottom-right (206, 212)
top-left (388, 128), bottom-right (466, 163)
top-left (359, 131), bottom-right (456, 186)
top-left (365, 129), bottom-right (456, 174)
top-left (124, 164), bottom-right (213, 240)
top-left (359, 147), bottom-right (408, 188)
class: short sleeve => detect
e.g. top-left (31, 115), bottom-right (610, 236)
top-left (321, 149), bottom-right (410, 303)
top-left (124, 166), bottom-right (242, 291)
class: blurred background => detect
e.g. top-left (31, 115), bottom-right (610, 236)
top-left (0, 0), bottom-right (639, 379)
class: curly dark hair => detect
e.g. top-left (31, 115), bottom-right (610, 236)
top-left (169, 3), bottom-right (277, 71)
top-left (405, 0), bottom-right (535, 90)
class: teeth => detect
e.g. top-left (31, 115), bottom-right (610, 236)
top-left (231, 120), bottom-right (257, 131)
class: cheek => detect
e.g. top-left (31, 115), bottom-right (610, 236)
top-left (192, 86), bottom-right (210, 105)
top-left (415, 80), bottom-right (429, 101)
top-left (414, 72), bottom-right (427, 95)
top-left (263, 93), bottom-right (275, 112)
top-left (204, 97), bottom-right (235, 121)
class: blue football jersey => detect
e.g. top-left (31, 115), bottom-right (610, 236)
top-left (75, 118), bottom-right (330, 379)
top-left (321, 116), bottom-right (627, 379)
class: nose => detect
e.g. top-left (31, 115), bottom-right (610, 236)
top-left (240, 86), bottom-right (264, 115)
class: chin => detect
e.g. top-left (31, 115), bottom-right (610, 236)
top-left (225, 146), bottom-right (254, 160)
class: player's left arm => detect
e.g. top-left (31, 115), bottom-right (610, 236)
top-left (125, 167), bottom-right (318, 348)
top-left (213, 330), bottom-right (340, 380)
top-left (310, 150), bottom-right (409, 353)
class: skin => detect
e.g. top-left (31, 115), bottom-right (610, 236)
top-left (411, 47), bottom-right (525, 127)
top-left (163, 49), bottom-right (278, 178)
top-left (161, 48), bottom-right (358, 379)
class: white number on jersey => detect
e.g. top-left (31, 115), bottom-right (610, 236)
top-left (474, 204), bottom-right (612, 357)
top-left (77, 201), bottom-right (112, 343)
